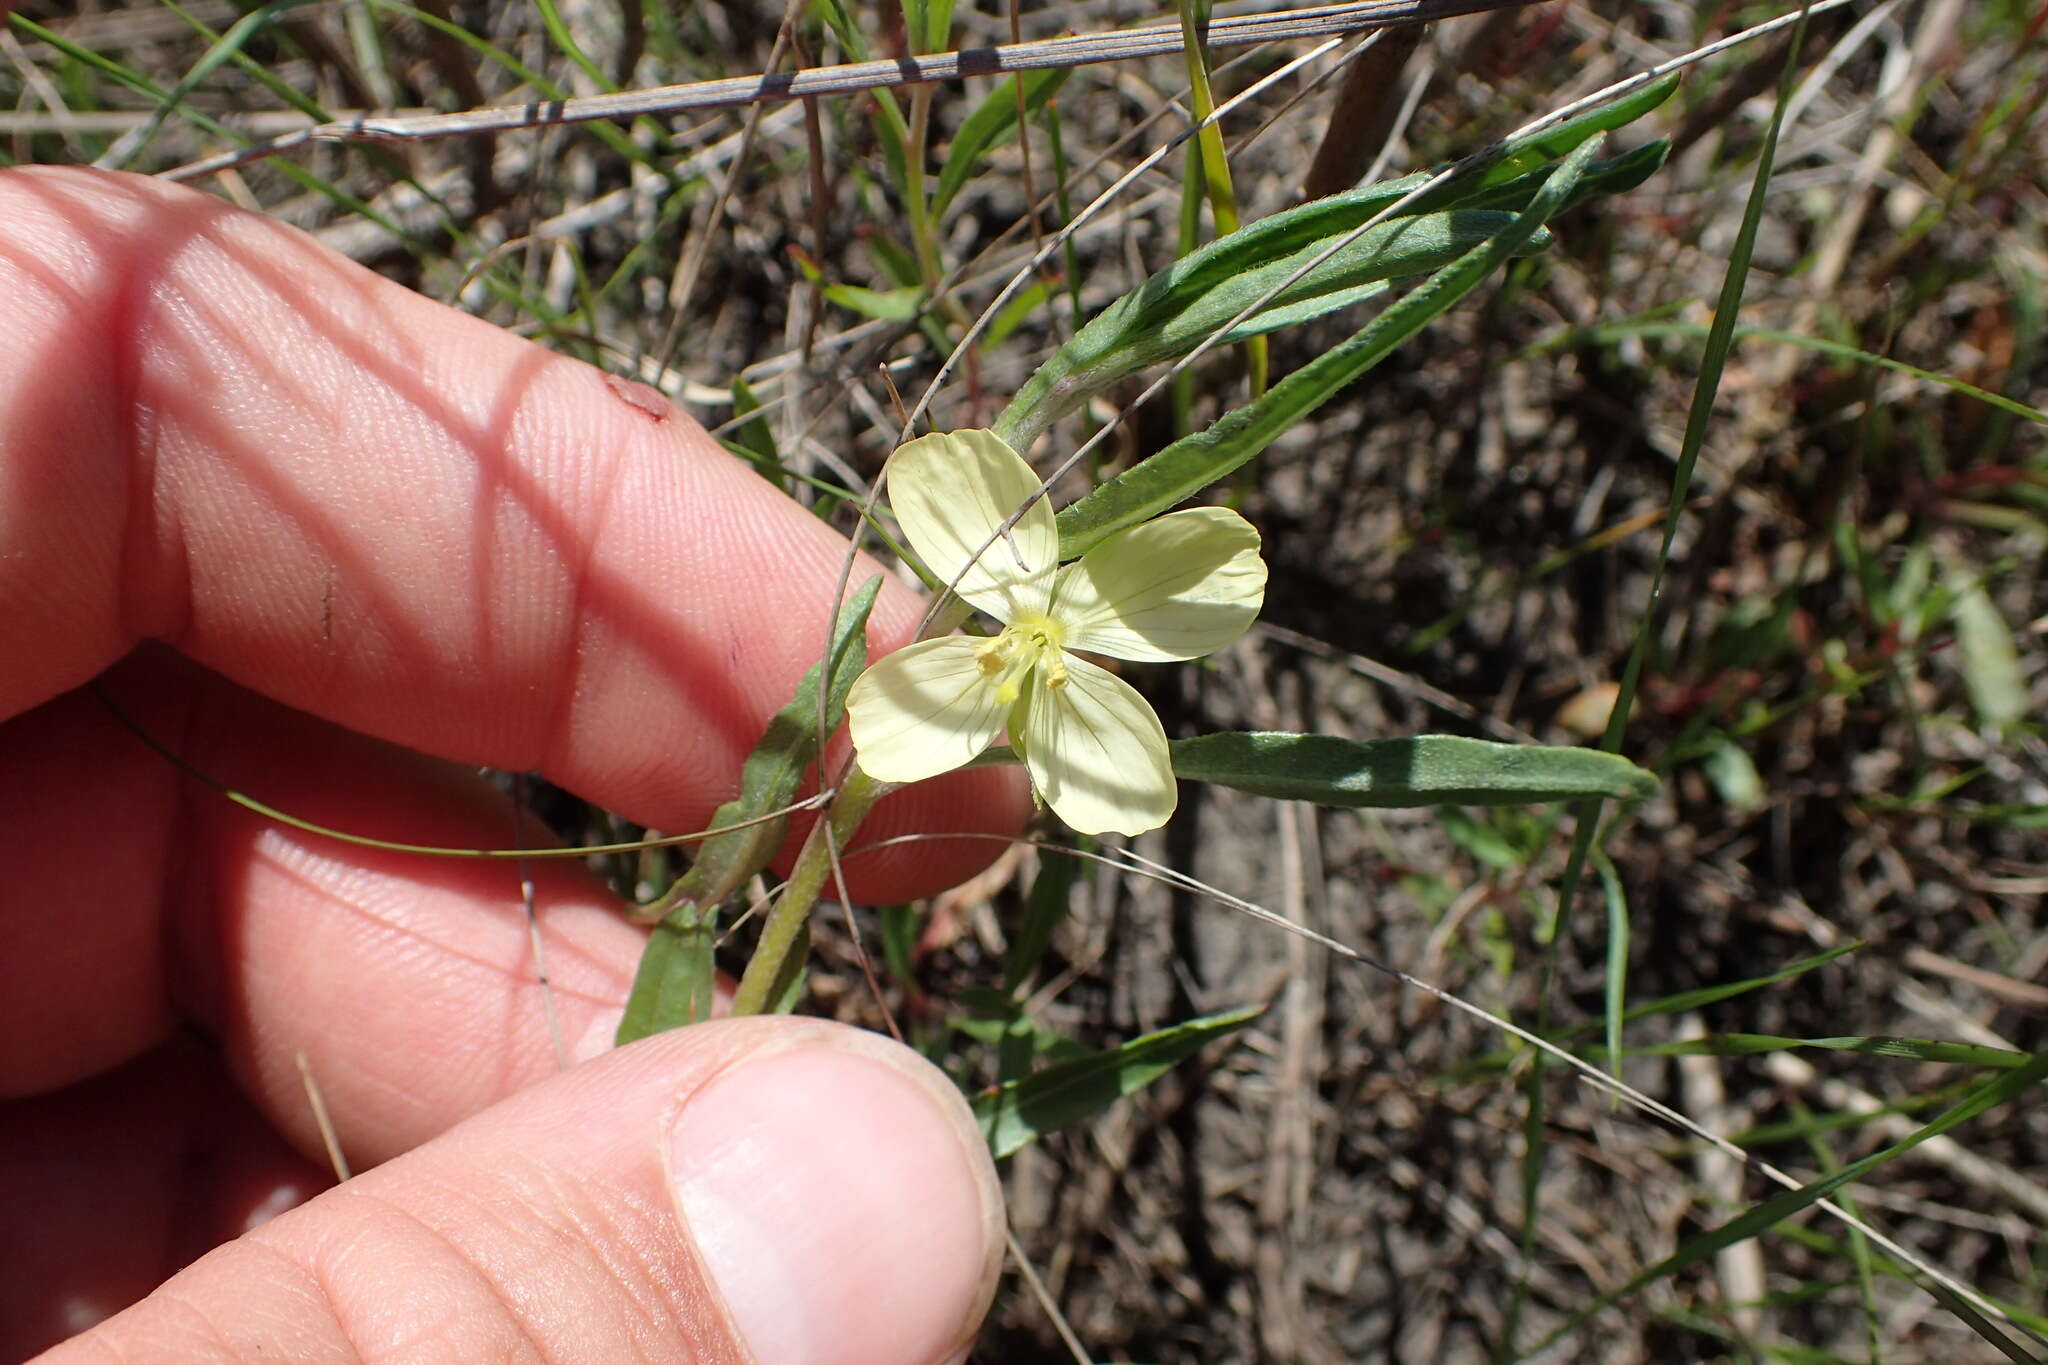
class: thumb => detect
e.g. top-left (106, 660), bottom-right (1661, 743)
top-left (46, 1021), bottom-right (1005, 1365)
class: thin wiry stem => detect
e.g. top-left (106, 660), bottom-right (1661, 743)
top-left (158, 1), bottom-right (1535, 182)
top-left (849, 828), bottom-right (2046, 1350)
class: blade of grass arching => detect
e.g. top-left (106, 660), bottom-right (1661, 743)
top-left (533, 0), bottom-right (618, 94)
top-left (1735, 1082), bottom-right (1973, 1150)
top-left (1616, 943), bottom-right (1863, 1025)
top-left (1501, 14), bottom-right (1820, 1360)
top-left (931, 66), bottom-right (1068, 221)
top-left (137, 1), bottom-right (507, 279)
top-left (1531, 1049), bottom-right (2048, 1359)
top-left (342, 0), bottom-right (399, 106)
top-left (809, 0), bottom-right (913, 192)
top-left (1053, 135), bottom-right (1601, 559)
top-left (1614, 1034), bottom-right (2032, 1069)
top-left (1041, 102), bottom-right (1085, 328)
top-left (1177, 0), bottom-right (1265, 396)
top-left (13, 14), bottom-right (414, 241)
top-left (159, 0), bottom-right (334, 122)
top-left (367, 1), bottom-right (655, 176)
top-left (1791, 1099), bottom-right (1886, 1364)
top-left (94, 0), bottom-right (320, 170)
top-left (1448, 942), bottom-right (1870, 1082)
top-left (1772, 1219), bottom-right (2048, 1340)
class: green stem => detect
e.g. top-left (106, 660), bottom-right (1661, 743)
top-left (729, 767), bottom-right (891, 1015)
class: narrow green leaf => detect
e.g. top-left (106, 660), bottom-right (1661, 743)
top-left (1416, 71), bottom-right (1679, 209)
top-left (662, 576), bottom-right (879, 916)
top-left (1001, 207), bottom-right (1551, 450)
top-left (879, 903), bottom-right (920, 994)
top-left (1617, 943), bottom-right (1863, 1024)
top-left (974, 1005), bottom-right (1263, 1158)
top-left (953, 993), bottom-right (1093, 1065)
top-left (1451, 138), bottom-right (1670, 216)
top-left (1535, 1050), bottom-right (2048, 1353)
top-left (808, 0), bottom-right (871, 59)
top-left (823, 281), bottom-right (927, 322)
top-left (981, 278), bottom-right (1056, 353)
top-left (533, 0), bottom-right (616, 95)
top-left (1614, 1034), bottom-right (2034, 1070)
top-left (618, 579), bottom-right (880, 1044)
top-left (728, 377), bottom-right (780, 471)
top-left (98, 0), bottom-right (319, 171)
top-left (1002, 847), bottom-right (1082, 996)
top-left (1170, 733), bottom-right (1659, 808)
top-left (616, 903), bottom-right (718, 1044)
top-left (932, 67), bottom-right (1068, 220)
top-left (1051, 135), bottom-right (1605, 557)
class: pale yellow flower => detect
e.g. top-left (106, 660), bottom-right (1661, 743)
top-left (847, 430), bottom-right (1267, 835)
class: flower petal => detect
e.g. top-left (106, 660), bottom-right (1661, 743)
top-left (1017, 654), bottom-right (1175, 836)
top-left (847, 636), bottom-right (1009, 783)
top-left (1051, 507), bottom-right (1267, 662)
top-left (887, 430), bottom-right (1055, 622)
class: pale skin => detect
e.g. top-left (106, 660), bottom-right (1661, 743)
top-left (0, 166), bottom-right (1030, 1363)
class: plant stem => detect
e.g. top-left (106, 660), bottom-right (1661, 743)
top-left (729, 766), bottom-right (891, 1015)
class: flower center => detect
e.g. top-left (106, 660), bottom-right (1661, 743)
top-left (975, 611), bottom-right (1069, 706)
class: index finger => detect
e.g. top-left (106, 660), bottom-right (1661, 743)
top-left (0, 165), bottom-right (1027, 868)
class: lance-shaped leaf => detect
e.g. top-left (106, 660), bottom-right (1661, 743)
top-left (996, 207), bottom-right (1553, 451)
top-left (991, 76), bottom-right (1678, 452)
top-left (1169, 732), bottom-right (1659, 807)
top-left (616, 577), bottom-right (881, 1044)
top-left (974, 1005), bottom-right (1262, 1158)
top-left (1052, 134), bottom-right (1605, 557)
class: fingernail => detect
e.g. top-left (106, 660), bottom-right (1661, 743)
top-left (666, 1036), bottom-right (1002, 1365)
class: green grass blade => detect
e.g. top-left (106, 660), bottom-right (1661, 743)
top-left (532, 0), bottom-right (616, 93)
top-left (1615, 1034), bottom-right (2033, 1069)
top-left (1509, 25), bottom-right (1817, 1359)
top-left (931, 66), bottom-right (1068, 221)
top-left (96, 0), bottom-right (320, 171)
top-left (1534, 1050), bottom-right (2048, 1354)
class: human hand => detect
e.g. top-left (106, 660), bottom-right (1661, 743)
top-left (0, 165), bottom-right (1028, 1363)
